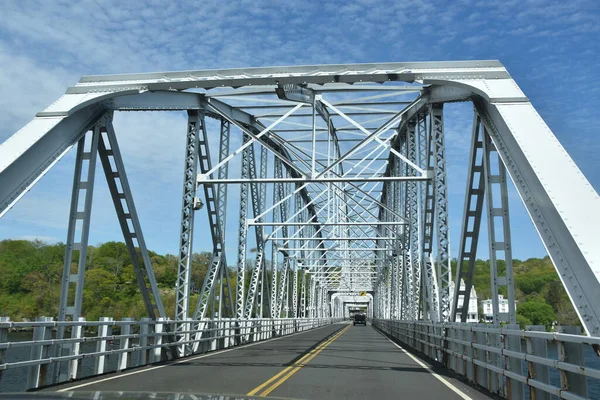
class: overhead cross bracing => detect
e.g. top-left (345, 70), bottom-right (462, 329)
top-left (1, 60), bottom-right (599, 345)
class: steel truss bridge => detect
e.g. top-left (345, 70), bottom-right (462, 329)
top-left (0, 61), bottom-right (599, 399)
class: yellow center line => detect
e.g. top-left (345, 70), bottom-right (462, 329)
top-left (247, 324), bottom-right (350, 397)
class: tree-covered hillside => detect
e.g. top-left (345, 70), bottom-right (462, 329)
top-left (0, 239), bottom-right (580, 330)
top-left (452, 257), bottom-right (580, 329)
top-left (0, 240), bottom-right (219, 321)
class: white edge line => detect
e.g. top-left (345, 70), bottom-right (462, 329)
top-left (379, 330), bottom-right (474, 400)
top-left (57, 323), bottom-right (345, 392)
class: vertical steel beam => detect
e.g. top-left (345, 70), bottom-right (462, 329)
top-left (270, 157), bottom-right (280, 318)
top-left (421, 109), bottom-right (439, 322)
top-left (244, 141), bottom-right (266, 318)
top-left (174, 111), bottom-right (201, 346)
top-left (388, 164), bottom-right (398, 319)
top-left (56, 123), bottom-right (101, 383)
top-left (482, 124), bottom-right (517, 326)
top-left (406, 120), bottom-right (420, 319)
top-left (58, 126), bottom-right (100, 323)
top-left (401, 127), bottom-right (415, 320)
top-left (452, 112), bottom-right (485, 323)
top-left (308, 276), bottom-right (316, 318)
top-left (301, 270), bottom-right (307, 317)
top-left (236, 134), bottom-right (250, 319)
top-left (277, 258), bottom-right (289, 317)
top-left (431, 104), bottom-right (451, 322)
top-left (192, 113), bottom-right (230, 333)
top-left (216, 120), bottom-right (232, 318)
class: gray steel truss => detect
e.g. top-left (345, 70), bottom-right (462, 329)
top-left (58, 125), bottom-right (101, 325)
top-left (235, 134), bottom-right (250, 319)
top-left (175, 111), bottom-right (201, 345)
top-left (192, 113), bottom-right (229, 325)
top-left (243, 142), bottom-right (266, 319)
top-left (481, 121), bottom-right (517, 326)
top-left (431, 105), bottom-right (451, 322)
top-left (451, 113), bottom-right (486, 323)
top-left (2, 60), bottom-right (599, 337)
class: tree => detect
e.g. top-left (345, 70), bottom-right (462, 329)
top-left (517, 314), bottom-right (532, 329)
top-left (517, 299), bottom-right (556, 329)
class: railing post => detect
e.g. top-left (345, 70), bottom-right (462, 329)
top-left (556, 326), bottom-right (588, 398)
top-left (448, 325), bottom-right (457, 372)
top-left (526, 325), bottom-right (550, 400)
top-left (434, 323), bottom-right (442, 362)
top-left (94, 317), bottom-right (113, 375)
top-left (0, 317), bottom-right (9, 385)
top-left (69, 317), bottom-right (85, 380)
top-left (26, 316), bottom-right (53, 390)
top-left (259, 319), bottom-right (263, 340)
top-left (464, 325), bottom-right (475, 383)
top-left (151, 318), bottom-right (165, 363)
top-left (139, 318), bottom-right (150, 366)
top-left (487, 327), bottom-right (501, 394)
top-left (475, 324), bottom-right (488, 389)
top-left (118, 318), bottom-right (133, 372)
top-left (227, 319), bottom-right (233, 347)
top-left (505, 324), bottom-right (524, 400)
top-left (232, 319), bottom-right (236, 346)
top-left (222, 320), bottom-right (228, 348)
top-left (210, 320), bottom-right (217, 351)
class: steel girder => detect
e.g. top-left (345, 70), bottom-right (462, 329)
top-left (430, 105), bottom-right (452, 322)
top-left (243, 142), bottom-right (266, 319)
top-left (216, 120), bottom-right (233, 318)
top-left (481, 124), bottom-right (517, 326)
top-left (58, 126), bottom-right (101, 325)
top-left (418, 109), bottom-right (439, 322)
top-left (406, 121), bottom-right (420, 320)
top-left (55, 123), bottom-right (101, 382)
top-left (235, 134), bottom-right (251, 319)
top-left (174, 111), bottom-right (201, 345)
top-left (191, 113), bottom-right (228, 321)
top-left (451, 113), bottom-right (486, 323)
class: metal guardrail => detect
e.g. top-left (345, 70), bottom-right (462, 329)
top-left (0, 316), bottom-right (342, 391)
top-left (372, 319), bottom-right (600, 400)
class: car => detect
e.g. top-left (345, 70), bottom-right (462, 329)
top-left (353, 313), bottom-right (366, 326)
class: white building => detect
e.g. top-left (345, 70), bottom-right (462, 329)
top-left (449, 279), bottom-right (479, 323)
top-left (481, 294), bottom-right (517, 322)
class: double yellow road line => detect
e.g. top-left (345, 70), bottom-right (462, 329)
top-left (247, 324), bottom-right (350, 397)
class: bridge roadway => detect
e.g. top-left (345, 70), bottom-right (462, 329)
top-left (48, 322), bottom-right (492, 399)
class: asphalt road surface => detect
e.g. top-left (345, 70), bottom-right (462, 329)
top-left (48, 322), bottom-right (493, 400)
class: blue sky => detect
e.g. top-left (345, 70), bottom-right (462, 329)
top-left (0, 0), bottom-right (598, 263)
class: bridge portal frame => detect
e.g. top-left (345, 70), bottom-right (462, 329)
top-left (0, 61), bottom-right (599, 337)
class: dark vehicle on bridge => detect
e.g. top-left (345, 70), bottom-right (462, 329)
top-left (353, 313), bottom-right (366, 326)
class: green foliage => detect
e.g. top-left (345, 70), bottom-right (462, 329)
top-left (516, 314), bottom-right (532, 329)
top-left (517, 299), bottom-right (556, 329)
top-left (0, 239), bottom-right (583, 330)
top-left (0, 239), bottom-right (214, 321)
top-left (458, 255), bottom-right (579, 330)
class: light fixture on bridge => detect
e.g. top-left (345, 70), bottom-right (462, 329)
top-left (193, 197), bottom-right (204, 210)
top-left (275, 83), bottom-right (314, 104)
